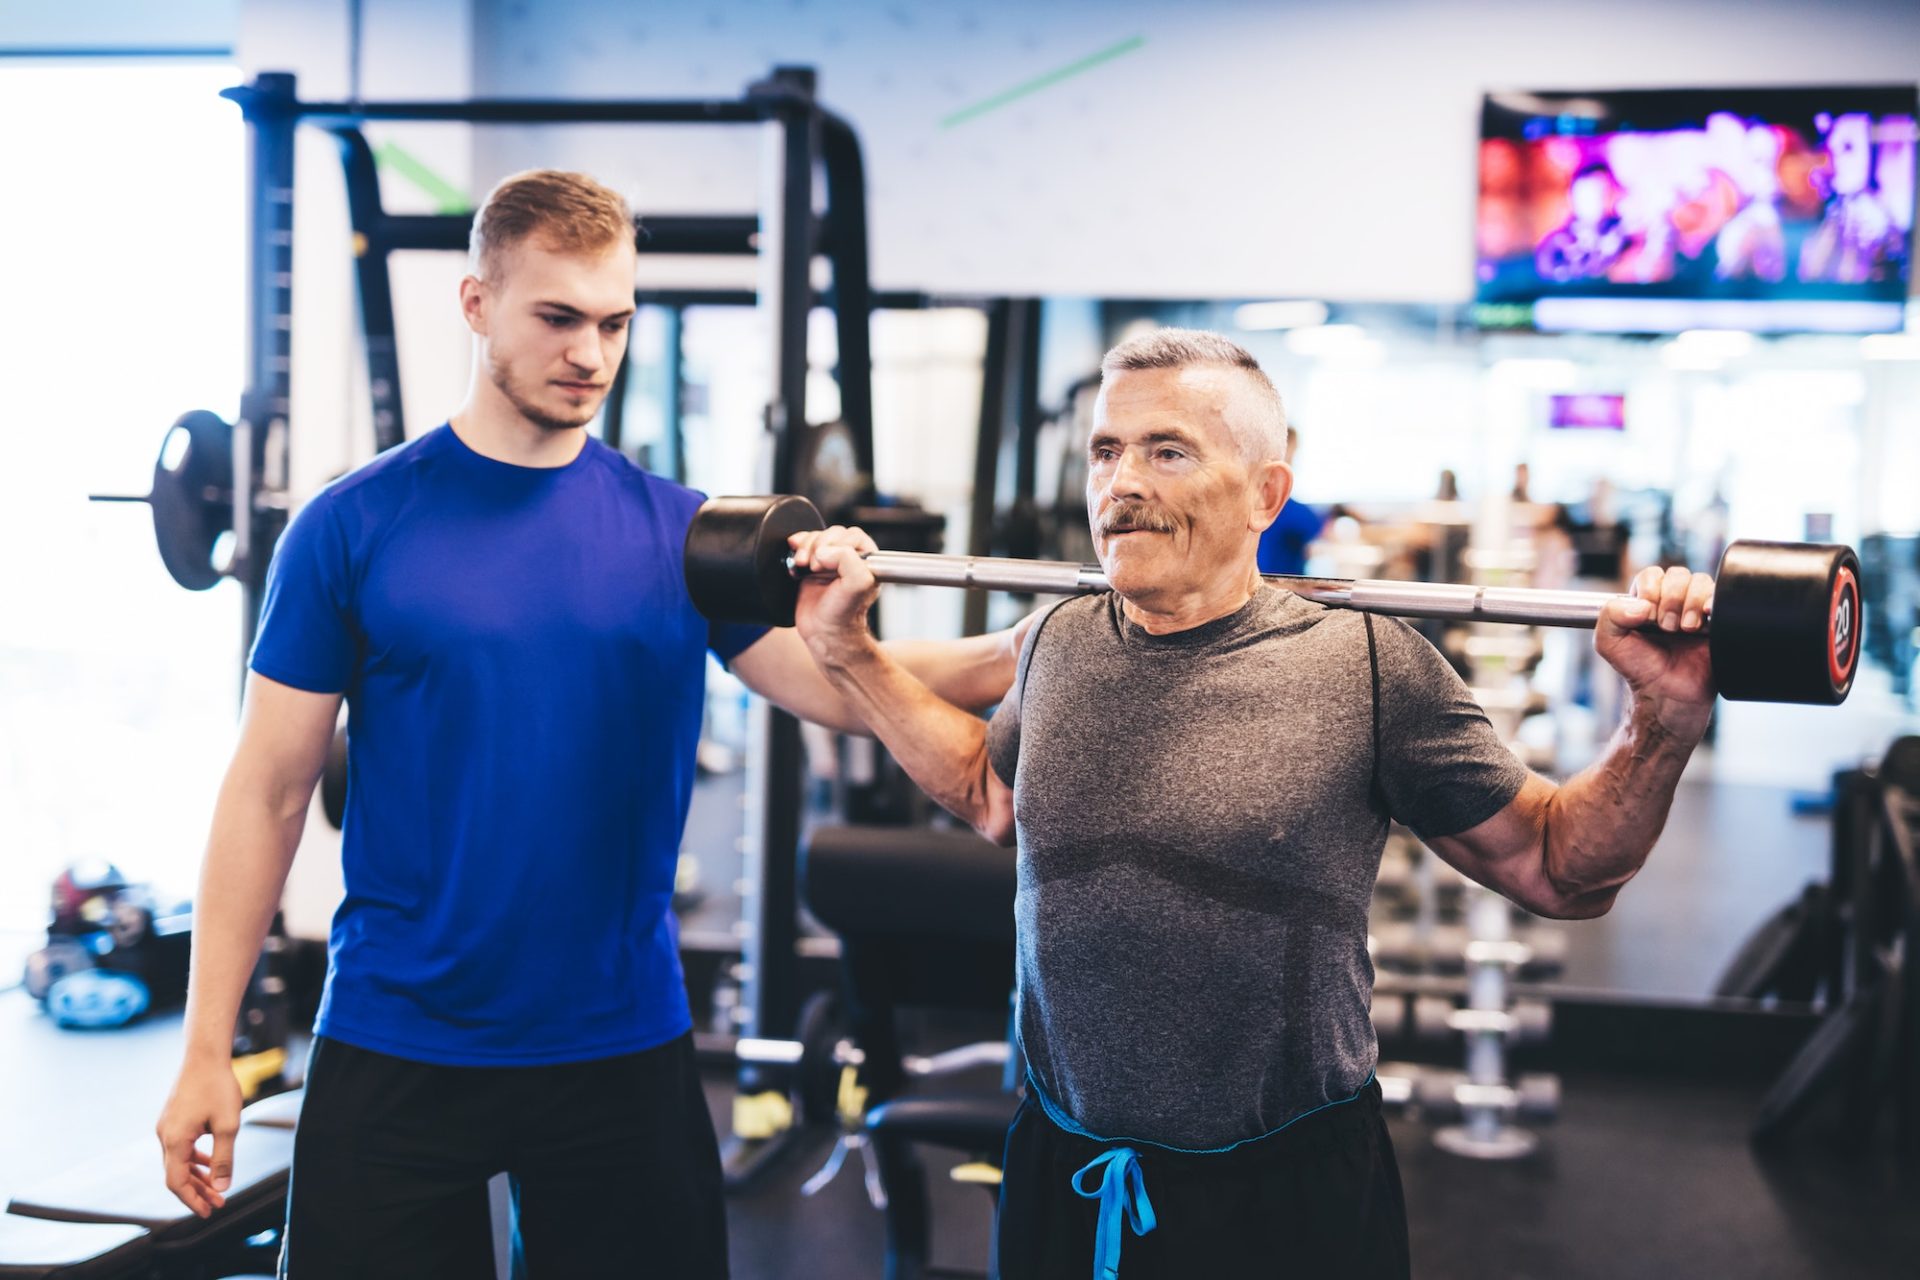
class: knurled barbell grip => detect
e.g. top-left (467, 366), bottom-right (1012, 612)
top-left (696, 495), bottom-right (1851, 703)
top-left (783, 548), bottom-right (1686, 634)
top-left (784, 550), bottom-right (1108, 599)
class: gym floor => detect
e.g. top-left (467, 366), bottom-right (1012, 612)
top-left (714, 1069), bottom-right (1920, 1280)
top-left (3, 771), bottom-right (1912, 1278)
top-left (3, 988), bottom-right (1915, 1279)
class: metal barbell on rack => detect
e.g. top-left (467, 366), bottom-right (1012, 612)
top-left (683, 495), bottom-right (1863, 706)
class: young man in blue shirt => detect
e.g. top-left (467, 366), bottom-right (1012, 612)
top-left (154, 170), bottom-right (1030, 1278)
top-left (1253, 426), bottom-right (1322, 577)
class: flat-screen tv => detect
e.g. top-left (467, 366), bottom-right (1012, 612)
top-left (1475, 86), bottom-right (1917, 334)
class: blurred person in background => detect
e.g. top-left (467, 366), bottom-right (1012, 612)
top-left (1255, 426), bottom-right (1324, 577)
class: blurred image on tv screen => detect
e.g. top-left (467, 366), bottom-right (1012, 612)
top-left (1475, 86), bottom-right (1917, 333)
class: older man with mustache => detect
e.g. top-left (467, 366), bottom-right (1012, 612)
top-left (790, 328), bottom-right (1716, 1280)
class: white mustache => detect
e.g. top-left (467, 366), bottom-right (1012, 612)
top-left (1099, 503), bottom-right (1177, 536)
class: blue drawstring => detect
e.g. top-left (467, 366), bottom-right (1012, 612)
top-left (1033, 1072), bottom-right (1373, 1278)
top-left (1070, 1146), bottom-right (1156, 1280)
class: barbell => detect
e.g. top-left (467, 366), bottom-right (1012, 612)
top-left (684, 495), bottom-right (1862, 706)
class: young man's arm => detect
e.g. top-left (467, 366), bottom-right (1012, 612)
top-left (727, 615), bottom-right (1038, 736)
top-left (155, 675), bottom-right (340, 1217)
top-left (1423, 565), bottom-right (1716, 918)
top-left (770, 524), bottom-right (1017, 844)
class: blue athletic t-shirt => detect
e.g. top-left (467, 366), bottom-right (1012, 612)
top-left (249, 424), bottom-right (766, 1066)
top-left (1256, 501), bottom-right (1325, 577)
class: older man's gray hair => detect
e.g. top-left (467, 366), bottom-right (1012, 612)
top-left (1099, 328), bottom-right (1290, 467)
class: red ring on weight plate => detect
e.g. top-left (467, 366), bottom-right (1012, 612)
top-left (1828, 566), bottom-right (1859, 691)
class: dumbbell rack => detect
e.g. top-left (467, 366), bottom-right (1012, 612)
top-left (1371, 901), bottom-right (1562, 1157)
top-left (1460, 543), bottom-right (1558, 1157)
top-left (1428, 891), bottom-right (1547, 1157)
top-left (1377, 538), bottom-right (1564, 1158)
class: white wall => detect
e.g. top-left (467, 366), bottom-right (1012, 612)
top-left (0, 1), bottom-right (238, 52)
top-left (459, 0), bottom-right (1920, 300)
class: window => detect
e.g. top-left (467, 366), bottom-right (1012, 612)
top-left (0, 61), bottom-right (246, 964)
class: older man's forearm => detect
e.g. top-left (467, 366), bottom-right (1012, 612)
top-left (1538, 702), bottom-right (1702, 913)
top-left (816, 639), bottom-right (1005, 830)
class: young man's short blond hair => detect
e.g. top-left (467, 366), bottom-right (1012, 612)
top-left (468, 169), bottom-right (634, 280)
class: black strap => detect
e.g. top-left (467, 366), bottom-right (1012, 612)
top-left (1013, 599), bottom-right (1071, 719)
top-left (996, 599), bottom-right (1072, 789)
top-left (1364, 613), bottom-right (1385, 813)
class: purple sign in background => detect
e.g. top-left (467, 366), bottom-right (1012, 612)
top-left (1549, 392), bottom-right (1627, 430)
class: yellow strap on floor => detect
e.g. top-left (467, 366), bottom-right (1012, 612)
top-left (733, 1090), bottom-right (794, 1140)
top-left (835, 1065), bottom-right (869, 1128)
top-left (231, 1048), bottom-right (288, 1101)
top-left (950, 1162), bottom-right (1003, 1186)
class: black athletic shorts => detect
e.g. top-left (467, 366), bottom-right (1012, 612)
top-left (996, 1078), bottom-right (1409, 1280)
top-left (280, 1031), bottom-right (727, 1279)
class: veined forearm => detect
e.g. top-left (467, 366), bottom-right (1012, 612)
top-left (1541, 702), bottom-right (1700, 903)
top-left (818, 639), bottom-right (1001, 830)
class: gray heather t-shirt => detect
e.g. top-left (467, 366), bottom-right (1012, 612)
top-left (986, 587), bottom-right (1530, 1149)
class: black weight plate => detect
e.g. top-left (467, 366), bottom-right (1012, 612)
top-left (1711, 540), bottom-right (1861, 705)
top-left (321, 722), bottom-right (349, 831)
top-left (149, 410), bottom-right (234, 591)
top-left (684, 495), bottom-right (825, 627)
top-left (1712, 884), bottom-right (1828, 1001)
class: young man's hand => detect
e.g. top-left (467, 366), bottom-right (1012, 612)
top-left (156, 1057), bottom-right (243, 1218)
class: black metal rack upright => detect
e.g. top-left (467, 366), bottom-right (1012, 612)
top-left (963, 298), bottom-right (1044, 636)
top-left (215, 65), bottom-right (879, 1177)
